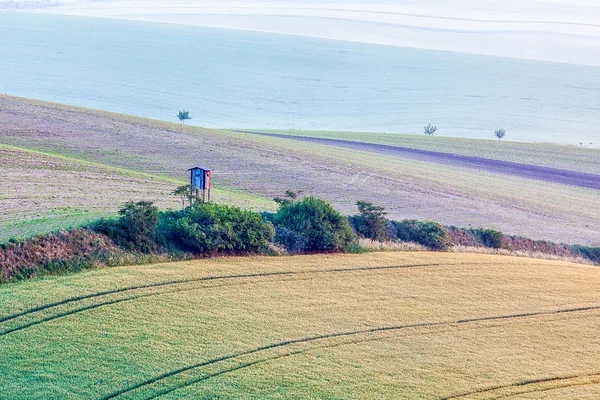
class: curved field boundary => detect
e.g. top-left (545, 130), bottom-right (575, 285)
top-left (0, 263), bottom-right (441, 336)
top-left (235, 131), bottom-right (600, 191)
top-left (100, 306), bottom-right (600, 400)
top-left (442, 372), bottom-right (600, 399)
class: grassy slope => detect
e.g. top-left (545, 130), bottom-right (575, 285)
top-left (0, 143), bottom-right (273, 243)
top-left (1, 95), bottom-right (599, 245)
top-left (233, 131), bottom-right (600, 245)
top-left (256, 129), bottom-right (600, 174)
top-left (2, 252), bottom-right (600, 399)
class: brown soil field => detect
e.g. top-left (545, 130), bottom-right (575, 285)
top-left (1, 95), bottom-right (599, 245)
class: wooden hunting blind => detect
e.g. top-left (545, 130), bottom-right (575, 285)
top-left (188, 166), bottom-right (212, 204)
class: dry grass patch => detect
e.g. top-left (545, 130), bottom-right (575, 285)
top-left (358, 238), bottom-right (427, 252)
top-left (452, 245), bottom-right (594, 265)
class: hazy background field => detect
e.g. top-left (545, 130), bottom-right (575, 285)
top-left (1, 10), bottom-right (600, 145)
top-left (6, 0), bottom-right (600, 66)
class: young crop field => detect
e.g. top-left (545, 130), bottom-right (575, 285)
top-left (1, 95), bottom-right (599, 245)
top-left (2, 252), bottom-right (600, 399)
top-left (0, 143), bottom-right (272, 243)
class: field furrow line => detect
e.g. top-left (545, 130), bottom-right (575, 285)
top-left (494, 380), bottom-right (600, 399)
top-left (142, 324), bottom-right (503, 399)
top-left (100, 306), bottom-right (600, 400)
top-left (0, 263), bottom-right (440, 335)
top-left (441, 372), bottom-right (600, 399)
top-left (145, 346), bottom-right (333, 400)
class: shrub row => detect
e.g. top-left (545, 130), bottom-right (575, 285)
top-left (0, 229), bottom-right (122, 283)
top-left (349, 200), bottom-right (452, 251)
top-left (93, 201), bottom-right (275, 256)
top-left (3, 196), bottom-right (600, 283)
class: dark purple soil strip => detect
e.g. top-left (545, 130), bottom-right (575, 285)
top-left (236, 131), bottom-right (600, 191)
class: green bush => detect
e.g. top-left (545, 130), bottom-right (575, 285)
top-left (158, 202), bottom-right (274, 255)
top-left (273, 226), bottom-right (307, 255)
top-left (349, 201), bottom-right (389, 241)
top-left (470, 228), bottom-right (503, 249)
top-left (391, 219), bottom-right (451, 251)
top-left (92, 201), bottom-right (159, 253)
top-left (273, 196), bottom-right (355, 252)
top-left (572, 245), bottom-right (600, 264)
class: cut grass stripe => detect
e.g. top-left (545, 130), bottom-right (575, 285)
top-left (100, 306), bottom-right (600, 400)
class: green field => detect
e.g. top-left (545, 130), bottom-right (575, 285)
top-left (1, 95), bottom-right (600, 245)
top-left (2, 252), bottom-right (600, 399)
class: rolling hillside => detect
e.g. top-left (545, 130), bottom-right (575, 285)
top-left (0, 142), bottom-right (272, 243)
top-left (254, 129), bottom-right (600, 174)
top-left (1, 95), bottom-right (599, 245)
top-left (2, 252), bottom-right (600, 398)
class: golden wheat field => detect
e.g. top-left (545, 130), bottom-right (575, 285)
top-left (1, 252), bottom-right (600, 399)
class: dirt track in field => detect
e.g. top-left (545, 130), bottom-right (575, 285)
top-left (237, 131), bottom-right (600, 191)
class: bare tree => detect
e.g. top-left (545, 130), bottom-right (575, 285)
top-left (495, 129), bottom-right (506, 140)
top-left (424, 124), bottom-right (438, 135)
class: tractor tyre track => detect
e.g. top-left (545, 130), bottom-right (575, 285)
top-left (0, 263), bottom-right (440, 336)
top-left (442, 372), bottom-right (600, 399)
top-left (100, 306), bottom-right (600, 400)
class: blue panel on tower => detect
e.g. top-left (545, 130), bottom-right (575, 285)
top-left (191, 169), bottom-right (205, 190)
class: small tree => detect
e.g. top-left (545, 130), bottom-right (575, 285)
top-left (93, 201), bottom-right (159, 253)
top-left (173, 184), bottom-right (192, 210)
top-left (177, 110), bottom-right (191, 124)
top-left (424, 124), bottom-right (438, 135)
top-left (351, 201), bottom-right (388, 241)
top-left (495, 129), bottom-right (506, 140)
top-left (392, 220), bottom-right (451, 251)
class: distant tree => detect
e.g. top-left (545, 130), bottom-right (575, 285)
top-left (424, 124), bottom-right (438, 135)
top-left (172, 184), bottom-right (192, 210)
top-left (495, 129), bottom-right (506, 140)
top-left (177, 110), bottom-right (191, 124)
